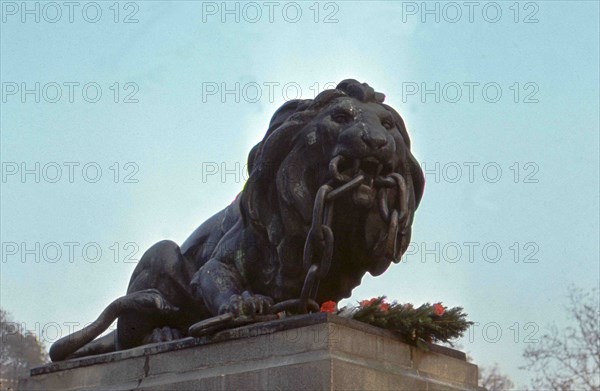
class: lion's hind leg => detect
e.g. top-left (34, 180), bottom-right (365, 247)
top-left (49, 289), bottom-right (178, 361)
top-left (117, 240), bottom-right (208, 349)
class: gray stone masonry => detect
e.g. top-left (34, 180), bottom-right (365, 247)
top-left (19, 313), bottom-right (483, 391)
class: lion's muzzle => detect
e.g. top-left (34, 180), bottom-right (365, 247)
top-left (333, 115), bottom-right (395, 163)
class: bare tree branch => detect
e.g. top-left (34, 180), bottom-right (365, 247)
top-left (479, 363), bottom-right (515, 391)
top-left (0, 309), bottom-right (49, 390)
top-left (521, 286), bottom-right (600, 391)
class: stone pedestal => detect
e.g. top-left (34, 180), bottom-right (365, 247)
top-left (20, 313), bottom-right (482, 390)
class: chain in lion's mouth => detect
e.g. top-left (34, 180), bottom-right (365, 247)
top-left (329, 155), bottom-right (393, 184)
top-left (328, 155), bottom-right (394, 207)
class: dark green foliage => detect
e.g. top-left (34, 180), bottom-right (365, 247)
top-left (347, 297), bottom-right (472, 350)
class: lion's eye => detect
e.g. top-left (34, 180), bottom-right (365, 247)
top-left (382, 119), bottom-right (394, 130)
top-left (332, 111), bottom-right (353, 124)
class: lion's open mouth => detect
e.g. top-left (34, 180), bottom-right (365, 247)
top-left (329, 155), bottom-right (394, 208)
top-left (330, 155), bottom-right (392, 183)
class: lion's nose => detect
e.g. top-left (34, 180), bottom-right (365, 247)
top-left (361, 128), bottom-right (388, 150)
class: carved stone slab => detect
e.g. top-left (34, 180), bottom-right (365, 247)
top-left (21, 314), bottom-right (482, 391)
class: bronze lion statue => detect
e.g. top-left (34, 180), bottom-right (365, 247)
top-left (50, 79), bottom-right (425, 361)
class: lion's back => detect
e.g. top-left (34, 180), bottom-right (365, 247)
top-left (181, 196), bottom-right (242, 269)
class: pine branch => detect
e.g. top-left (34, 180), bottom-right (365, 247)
top-left (331, 297), bottom-right (472, 350)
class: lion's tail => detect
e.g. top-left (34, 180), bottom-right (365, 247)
top-left (49, 298), bottom-right (122, 362)
top-left (49, 289), bottom-right (178, 361)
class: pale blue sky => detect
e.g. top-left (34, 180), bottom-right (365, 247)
top-left (1, 1), bottom-right (598, 387)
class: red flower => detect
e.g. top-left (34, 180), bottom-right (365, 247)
top-left (378, 302), bottom-right (390, 312)
top-left (320, 300), bottom-right (337, 313)
top-left (433, 303), bottom-right (445, 316)
top-left (359, 298), bottom-right (377, 308)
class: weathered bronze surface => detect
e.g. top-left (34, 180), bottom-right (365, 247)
top-left (50, 79), bottom-right (425, 361)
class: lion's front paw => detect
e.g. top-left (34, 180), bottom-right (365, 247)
top-left (219, 291), bottom-right (274, 317)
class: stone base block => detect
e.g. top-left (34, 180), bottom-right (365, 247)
top-left (19, 313), bottom-right (482, 390)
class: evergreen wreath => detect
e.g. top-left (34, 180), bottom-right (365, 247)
top-left (319, 297), bottom-right (472, 350)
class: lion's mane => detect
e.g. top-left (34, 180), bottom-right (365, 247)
top-left (240, 79), bottom-right (424, 302)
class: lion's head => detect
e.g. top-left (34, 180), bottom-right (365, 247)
top-left (240, 79), bottom-right (424, 302)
